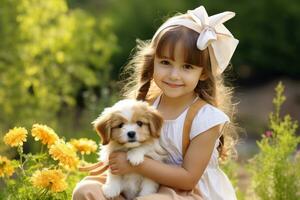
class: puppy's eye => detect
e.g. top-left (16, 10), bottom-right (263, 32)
top-left (117, 123), bottom-right (124, 128)
top-left (136, 121), bottom-right (143, 127)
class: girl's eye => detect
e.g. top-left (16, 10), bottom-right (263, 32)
top-left (117, 123), bottom-right (124, 128)
top-left (160, 60), bottom-right (170, 65)
top-left (136, 121), bottom-right (143, 127)
top-left (183, 64), bottom-right (194, 70)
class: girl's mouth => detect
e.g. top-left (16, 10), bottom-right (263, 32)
top-left (163, 81), bottom-right (184, 88)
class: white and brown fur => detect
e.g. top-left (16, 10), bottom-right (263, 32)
top-left (92, 99), bottom-right (166, 199)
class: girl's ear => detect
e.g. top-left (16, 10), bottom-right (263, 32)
top-left (92, 113), bottom-right (111, 145)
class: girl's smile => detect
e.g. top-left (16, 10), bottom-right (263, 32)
top-left (162, 81), bottom-right (184, 88)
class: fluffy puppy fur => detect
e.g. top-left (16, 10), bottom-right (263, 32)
top-left (92, 99), bottom-right (166, 199)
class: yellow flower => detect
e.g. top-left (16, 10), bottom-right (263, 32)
top-left (31, 169), bottom-right (67, 192)
top-left (70, 138), bottom-right (98, 155)
top-left (3, 127), bottom-right (28, 147)
top-left (0, 156), bottom-right (15, 177)
top-left (31, 124), bottom-right (59, 147)
top-left (49, 140), bottom-right (79, 169)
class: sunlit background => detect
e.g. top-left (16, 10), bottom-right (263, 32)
top-left (1, 0), bottom-right (299, 195)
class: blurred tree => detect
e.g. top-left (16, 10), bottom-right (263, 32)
top-left (68, 0), bottom-right (201, 79)
top-left (0, 0), bottom-right (118, 131)
top-left (70, 0), bottom-right (300, 81)
top-left (219, 0), bottom-right (300, 81)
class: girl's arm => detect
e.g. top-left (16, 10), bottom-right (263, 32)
top-left (109, 125), bottom-right (221, 191)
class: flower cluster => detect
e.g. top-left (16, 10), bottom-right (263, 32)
top-left (3, 127), bottom-right (28, 147)
top-left (1, 123), bottom-right (99, 198)
top-left (70, 138), bottom-right (97, 155)
top-left (31, 169), bottom-right (67, 192)
top-left (49, 140), bottom-right (79, 169)
top-left (31, 124), bottom-right (59, 147)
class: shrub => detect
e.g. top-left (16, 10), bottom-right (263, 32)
top-left (0, 0), bottom-right (118, 130)
top-left (248, 82), bottom-right (300, 200)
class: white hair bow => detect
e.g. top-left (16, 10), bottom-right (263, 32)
top-left (152, 6), bottom-right (239, 75)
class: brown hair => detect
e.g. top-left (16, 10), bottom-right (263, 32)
top-left (119, 25), bottom-right (238, 161)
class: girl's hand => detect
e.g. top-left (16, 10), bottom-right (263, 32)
top-left (109, 152), bottom-right (135, 175)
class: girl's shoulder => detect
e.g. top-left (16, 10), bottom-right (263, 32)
top-left (189, 103), bottom-right (230, 139)
top-left (197, 103), bottom-right (229, 121)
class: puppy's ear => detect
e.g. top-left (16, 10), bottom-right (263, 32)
top-left (92, 113), bottom-right (111, 145)
top-left (148, 108), bottom-right (164, 138)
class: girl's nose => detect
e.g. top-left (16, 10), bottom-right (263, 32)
top-left (169, 67), bottom-right (180, 80)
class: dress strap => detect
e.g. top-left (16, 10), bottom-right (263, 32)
top-left (182, 99), bottom-right (206, 157)
top-left (147, 94), bottom-right (206, 157)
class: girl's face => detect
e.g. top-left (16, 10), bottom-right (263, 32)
top-left (153, 41), bottom-right (206, 99)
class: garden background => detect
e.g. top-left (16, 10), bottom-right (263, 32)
top-left (0, 0), bottom-right (299, 199)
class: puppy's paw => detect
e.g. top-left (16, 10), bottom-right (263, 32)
top-left (139, 179), bottom-right (159, 196)
top-left (127, 150), bottom-right (144, 166)
top-left (102, 184), bottom-right (121, 199)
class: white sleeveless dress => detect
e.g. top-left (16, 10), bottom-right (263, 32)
top-left (152, 95), bottom-right (237, 200)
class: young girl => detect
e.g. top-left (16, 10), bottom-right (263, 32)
top-left (73, 5), bottom-right (239, 200)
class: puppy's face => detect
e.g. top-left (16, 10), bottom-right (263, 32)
top-left (92, 99), bottom-right (163, 148)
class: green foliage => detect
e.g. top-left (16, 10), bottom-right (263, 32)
top-left (248, 82), bottom-right (300, 200)
top-left (0, 0), bottom-right (118, 131)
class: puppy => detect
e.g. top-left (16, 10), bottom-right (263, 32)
top-left (92, 99), bottom-right (166, 199)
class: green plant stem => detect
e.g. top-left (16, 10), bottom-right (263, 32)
top-left (18, 146), bottom-right (23, 164)
top-left (21, 155), bottom-right (29, 172)
top-left (17, 146), bottom-right (26, 176)
top-left (38, 188), bottom-right (49, 200)
top-left (42, 189), bottom-right (49, 200)
top-left (40, 144), bottom-right (44, 154)
top-left (66, 169), bottom-right (71, 179)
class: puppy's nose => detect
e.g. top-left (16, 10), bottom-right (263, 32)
top-left (127, 131), bottom-right (136, 139)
